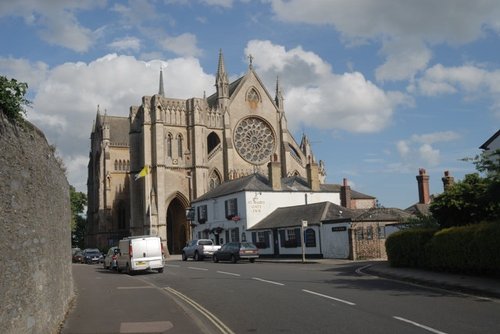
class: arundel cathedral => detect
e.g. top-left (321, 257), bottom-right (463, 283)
top-left (87, 51), bottom-right (327, 255)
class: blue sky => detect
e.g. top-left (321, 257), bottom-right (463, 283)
top-left (1, 0), bottom-right (499, 209)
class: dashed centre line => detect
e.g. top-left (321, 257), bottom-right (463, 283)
top-left (217, 271), bottom-right (241, 276)
top-left (302, 289), bottom-right (356, 306)
top-left (188, 267), bottom-right (209, 271)
top-left (393, 316), bottom-right (448, 334)
top-left (252, 277), bottom-right (285, 286)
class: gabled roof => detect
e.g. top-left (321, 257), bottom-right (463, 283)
top-left (193, 173), bottom-right (272, 202)
top-left (354, 207), bottom-right (413, 222)
top-left (192, 173), bottom-right (375, 203)
top-left (250, 202), bottom-right (414, 231)
top-left (249, 201), bottom-right (356, 230)
top-left (206, 76), bottom-right (244, 107)
top-left (480, 129), bottom-right (500, 150)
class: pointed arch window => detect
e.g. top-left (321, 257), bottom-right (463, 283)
top-left (166, 133), bottom-right (173, 158)
top-left (114, 160), bottom-right (118, 170)
top-left (207, 132), bottom-right (220, 155)
top-left (177, 134), bottom-right (183, 158)
top-left (209, 170), bottom-right (222, 190)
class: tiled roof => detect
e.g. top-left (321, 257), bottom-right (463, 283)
top-left (193, 173), bottom-right (272, 202)
top-left (249, 201), bottom-right (355, 230)
top-left (193, 172), bottom-right (375, 203)
top-left (250, 202), bottom-right (414, 230)
top-left (354, 207), bottom-right (413, 221)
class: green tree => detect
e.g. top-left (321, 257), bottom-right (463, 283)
top-left (70, 186), bottom-right (87, 248)
top-left (0, 75), bottom-right (31, 121)
top-left (430, 150), bottom-right (500, 228)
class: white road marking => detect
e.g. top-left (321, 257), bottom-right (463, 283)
top-left (164, 264), bottom-right (180, 268)
top-left (302, 289), bottom-right (356, 306)
top-left (252, 277), bottom-right (284, 286)
top-left (217, 271), bottom-right (241, 276)
top-left (164, 287), bottom-right (235, 334)
top-left (393, 316), bottom-right (448, 334)
top-left (188, 267), bottom-right (209, 271)
top-left (117, 286), bottom-right (154, 290)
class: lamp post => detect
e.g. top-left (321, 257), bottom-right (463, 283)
top-left (301, 220), bottom-right (307, 263)
top-left (186, 207), bottom-right (194, 239)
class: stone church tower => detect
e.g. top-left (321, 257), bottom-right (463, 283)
top-left (87, 51), bottom-right (325, 254)
top-left (87, 109), bottom-right (131, 249)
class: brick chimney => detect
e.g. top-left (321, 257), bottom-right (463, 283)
top-left (306, 156), bottom-right (320, 191)
top-left (267, 154), bottom-right (281, 191)
top-left (442, 170), bottom-right (454, 192)
top-left (416, 168), bottom-right (430, 204)
top-left (340, 178), bottom-right (352, 209)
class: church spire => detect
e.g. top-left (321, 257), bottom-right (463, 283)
top-left (275, 76), bottom-right (284, 110)
top-left (216, 49), bottom-right (229, 107)
top-left (158, 66), bottom-right (165, 97)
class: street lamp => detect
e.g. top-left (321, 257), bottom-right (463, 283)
top-left (301, 220), bottom-right (307, 263)
top-left (186, 207), bottom-right (195, 239)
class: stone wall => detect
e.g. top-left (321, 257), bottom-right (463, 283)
top-left (0, 115), bottom-right (74, 334)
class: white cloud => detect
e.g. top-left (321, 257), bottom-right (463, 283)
top-left (0, 57), bottom-right (48, 91)
top-left (419, 144), bottom-right (440, 166)
top-left (268, 0), bottom-right (500, 81)
top-left (397, 140), bottom-right (410, 157)
top-left (0, 0), bottom-right (104, 52)
top-left (395, 131), bottom-right (461, 168)
top-left (245, 40), bottom-right (407, 133)
top-left (109, 37), bottom-right (141, 52)
top-left (375, 39), bottom-right (432, 82)
top-left (160, 33), bottom-right (203, 57)
top-left (416, 64), bottom-right (500, 115)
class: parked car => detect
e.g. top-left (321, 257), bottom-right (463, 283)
top-left (72, 251), bottom-right (83, 263)
top-left (103, 246), bottom-right (120, 270)
top-left (81, 248), bottom-right (103, 264)
top-left (182, 239), bottom-right (221, 261)
top-left (116, 236), bottom-right (164, 274)
top-left (212, 242), bottom-right (259, 263)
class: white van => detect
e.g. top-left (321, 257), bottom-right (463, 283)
top-left (116, 236), bottom-right (164, 274)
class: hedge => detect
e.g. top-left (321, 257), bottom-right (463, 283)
top-left (386, 222), bottom-right (500, 276)
top-left (425, 222), bottom-right (500, 275)
top-left (385, 228), bottom-right (438, 268)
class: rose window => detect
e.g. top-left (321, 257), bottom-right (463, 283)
top-left (234, 117), bottom-right (275, 165)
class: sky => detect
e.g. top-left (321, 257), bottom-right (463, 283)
top-left (1, 0), bottom-right (499, 209)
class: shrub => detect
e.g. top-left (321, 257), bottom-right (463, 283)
top-left (425, 222), bottom-right (500, 275)
top-left (385, 228), bottom-right (437, 268)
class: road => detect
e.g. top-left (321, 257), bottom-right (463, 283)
top-left (61, 259), bottom-right (500, 333)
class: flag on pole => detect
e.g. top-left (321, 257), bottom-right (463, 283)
top-left (134, 165), bottom-right (149, 180)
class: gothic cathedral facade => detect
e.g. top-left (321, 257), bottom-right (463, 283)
top-left (87, 51), bottom-right (325, 254)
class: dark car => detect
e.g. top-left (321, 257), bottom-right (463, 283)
top-left (212, 242), bottom-right (259, 263)
top-left (72, 251), bottom-right (83, 263)
top-left (82, 248), bottom-right (103, 264)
